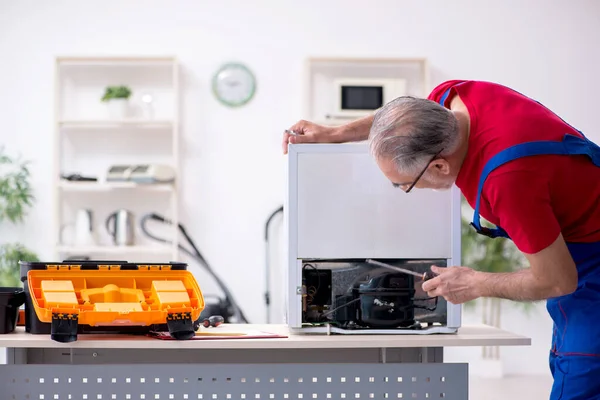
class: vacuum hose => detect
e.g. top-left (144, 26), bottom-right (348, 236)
top-left (264, 205), bottom-right (283, 323)
top-left (140, 213), bottom-right (249, 324)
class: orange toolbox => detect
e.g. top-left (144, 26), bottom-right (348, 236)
top-left (19, 260), bottom-right (205, 343)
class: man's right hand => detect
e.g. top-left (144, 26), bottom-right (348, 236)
top-left (282, 115), bottom-right (375, 154)
top-left (281, 120), bottom-right (345, 154)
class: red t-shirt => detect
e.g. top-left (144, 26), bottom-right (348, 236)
top-left (428, 80), bottom-right (600, 254)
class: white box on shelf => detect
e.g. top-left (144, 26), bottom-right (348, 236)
top-left (304, 57), bottom-right (430, 124)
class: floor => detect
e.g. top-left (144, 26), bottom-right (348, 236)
top-left (470, 374), bottom-right (553, 400)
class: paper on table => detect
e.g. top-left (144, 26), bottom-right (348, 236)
top-left (149, 330), bottom-right (287, 340)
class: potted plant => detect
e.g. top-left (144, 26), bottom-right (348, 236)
top-left (0, 148), bottom-right (39, 288)
top-left (101, 85), bottom-right (132, 119)
top-left (461, 195), bottom-right (531, 377)
top-left (0, 244), bottom-right (39, 287)
top-left (0, 147), bottom-right (39, 333)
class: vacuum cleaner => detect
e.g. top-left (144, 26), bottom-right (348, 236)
top-left (264, 205), bottom-right (283, 323)
top-left (140, 213), bottom-right (249, 324)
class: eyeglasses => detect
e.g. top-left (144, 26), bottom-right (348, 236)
top-left (403, 149), bottom-right (444, 193)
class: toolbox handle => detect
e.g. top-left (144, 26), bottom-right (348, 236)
top-left (62, 259), bottom-right (128, 263)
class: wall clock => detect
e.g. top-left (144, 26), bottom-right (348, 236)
top-left (212, 62), bottom-right (256, 107)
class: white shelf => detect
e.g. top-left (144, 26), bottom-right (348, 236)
top-left (59, 181), bottom-right (174, 192)
top-left (308, 56), bottom-right (429, 64)
top-left (56, 245), bottom-right (173, 255)
top-left (54, 56), bottom-right (180, 262)
top-left (58, 120), bottom-right (173, 129)
top-left (304, 57), bottom-right (430, 122)
top-left (57, 56), bottom-right (176, 67)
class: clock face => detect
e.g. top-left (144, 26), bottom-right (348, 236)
top-left (212, 62), bottom-right (256, 107)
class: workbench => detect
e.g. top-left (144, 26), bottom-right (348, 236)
top-left (0, 323), bottom-right (530, 400)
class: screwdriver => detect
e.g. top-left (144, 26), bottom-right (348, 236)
top-left (202, 315), bottom-right (224, 328)
top-left (365, 259), bottom-right (438, 281)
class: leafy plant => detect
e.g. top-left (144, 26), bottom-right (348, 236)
top-left (101, 85), bottom-right (132, 102)
top-left (0, 148), bottom-right (35, 224)
top-left (460, 195), bottom-right (532, 360)
top-left (460, 195), bottom-right (531, 312)
top-left (0, 243), bottom-right (39, 287)
top-left (0, 148), bottom-right (39, 287)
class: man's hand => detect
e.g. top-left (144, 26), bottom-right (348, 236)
top-left (281, 121), bottom-right (343, 154)
top-left (476, 234), bottom-right (577, 301)
top-left (422, 265), bottom-right (482, 304)
top-left (423, 234), bottom-right (578, 304)
top-left (282, 115), bottom-right (375, 154)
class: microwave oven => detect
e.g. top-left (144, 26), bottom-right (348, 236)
top-left (332, 77), bottom-right (407, 118)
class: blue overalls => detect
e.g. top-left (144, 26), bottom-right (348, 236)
top-left (438, 85), bottom-right (600, 400)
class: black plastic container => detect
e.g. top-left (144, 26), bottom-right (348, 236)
top-left (0, 287), bottom-right (26, 334)
top-left (19, 259), bottom-right (189, 336)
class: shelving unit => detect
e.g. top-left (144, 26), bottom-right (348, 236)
top-left (303, 57), bottom-right (430, 126)
top-left (53, 56), bottom-right (180, 262)
top-left (58, 181), bottom-right (174, 193)
top-left (58, 120), bottom-right (174, 129)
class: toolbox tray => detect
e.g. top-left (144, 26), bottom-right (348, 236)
top-left (20, 260), bottom-right (204, 343)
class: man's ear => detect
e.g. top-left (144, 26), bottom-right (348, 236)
top-left (430, 159), bottom-right (451, 175)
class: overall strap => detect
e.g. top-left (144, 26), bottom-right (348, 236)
top-left (437, 82), bottom-right (467, 107)
top-left (435, 81), bottom-right (600, 239)
top-left (473, 134), bottom-right (600, 239)
top-left (435, 81), bottom-right (506, 237)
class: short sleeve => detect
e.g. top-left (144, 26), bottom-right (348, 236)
top-left (427, 80), bottom-right (468, 104)
top-left (483, 170), bottom-right (561, 254)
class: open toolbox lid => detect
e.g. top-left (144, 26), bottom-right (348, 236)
top-left (21, 261), bottom-right (205, 343)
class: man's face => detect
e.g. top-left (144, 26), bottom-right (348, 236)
top-left (375, 156), bottom-right (456, 192)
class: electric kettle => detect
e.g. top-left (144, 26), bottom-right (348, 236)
top-left (74, 208), bottom-right (97, 246)
top-left (106, 209), bottom-right (135, 246)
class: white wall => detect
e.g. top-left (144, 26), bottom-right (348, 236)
top-left (0, 0), bottom-right (598, 375)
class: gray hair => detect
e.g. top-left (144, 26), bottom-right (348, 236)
top-left (368, 96), bottom-right (459, 174)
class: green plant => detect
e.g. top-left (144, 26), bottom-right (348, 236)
top-left (0, 148), bottom-right (39, 287)
top-left (101, 85), bottom-right (132, 102)
top-left (460, 195), bottom-right (532, 360)
top-left (460, 195), bottom-right (531, 311)
top-left (0, 243), bottom-right (39, 287)
top-left (0, 148), bottom-right (35, 224)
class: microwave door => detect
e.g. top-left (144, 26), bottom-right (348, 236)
top-left (342, 85), bottom-right (383, 111)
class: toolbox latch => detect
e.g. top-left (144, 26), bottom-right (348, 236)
top-left (99, 265), bottom-right (121, 271)
top-left (141, 265), bottom-right (169, 271)
top-left (51, 312), bottom-right (79, 343)
top-left (166, 312), bottom-right (195, 340)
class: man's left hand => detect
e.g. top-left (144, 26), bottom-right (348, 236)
top-left (422, 265), bottom-right (481, 304)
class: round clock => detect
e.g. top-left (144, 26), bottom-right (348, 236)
top-left (212, 62), bottom-right (256, 107)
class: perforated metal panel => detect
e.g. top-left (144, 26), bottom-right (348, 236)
top-left (0, 363), bottom-right (468, 399)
